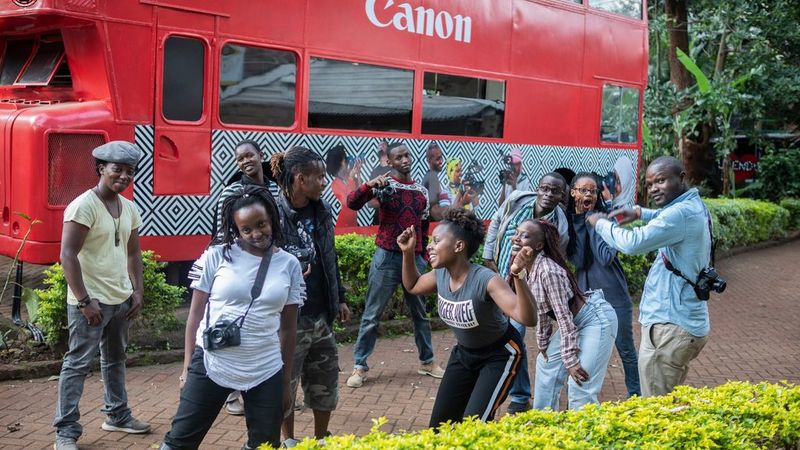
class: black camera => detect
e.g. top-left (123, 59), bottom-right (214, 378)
top-left (462, 160), bottom-right (485, 195)
top-left (202, 319), bottom-right (241, 351)
top-left (694, 267), bottom-right (727, 301)
top-left (602, 171), bottom-right (616, 195)
top-left (295, 247), bottom-right (314, 272)
top-left (373, 183), bottom-right (396, 203)
top-left (498, 153), bottom-right (514, 183)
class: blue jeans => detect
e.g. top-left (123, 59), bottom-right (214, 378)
top-left (507, 319), bottom-right (531, 405)
top-left (353, 248), bottom-right (434, 370)
top-left (533, 291), bottom-right (618, 411)
top-left (54, 299), bottom-right (133, 440)
top-left (612, 303), bottom-right (641, 397)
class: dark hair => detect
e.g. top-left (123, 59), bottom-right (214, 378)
top-left (325, 145), bottom-right (347, 177)
top-left (538, 171), bottom-right (568, 189)
top-left (441, 208), bottom-right (486, 258)
top-left (269, 146), bottom-right (324, 198)
top-left (522, 218), bottom-right (585, 303)
top-left (649, 155), bottom-right (684, 176)
top-left (234, 139), bottom-right (261, 155)
top-left (94, 158), bottom-right (107, 177)
top-left (566, 172), bottom-right (607, 262)
top-left (213, 185), bottom-right (281, 260)
top-left (386, 141), bottom-right (407, 158)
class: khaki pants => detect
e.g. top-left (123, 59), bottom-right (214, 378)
top-left (639, 323), bottom-right (708, 397)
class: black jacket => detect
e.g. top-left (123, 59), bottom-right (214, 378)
top-left (275, 194), bottom-right (347, 323)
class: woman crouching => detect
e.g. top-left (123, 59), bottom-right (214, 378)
top-left (161, 185), bottom-right (304, 449)
top-left (511, 219), bottom-right (617, 411)
top-left (397, 208), bottom-right (537, 427)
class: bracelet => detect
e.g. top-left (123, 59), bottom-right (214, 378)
top-left (78, 295), bottom-right (91, 305)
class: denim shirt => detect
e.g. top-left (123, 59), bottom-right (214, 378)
top-left (594, 188), bottom-right (710, 337)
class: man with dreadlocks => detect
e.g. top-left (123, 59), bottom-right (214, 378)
top-left (268, 146), bottom-right (351, 447)
top-left (345, 141), bottom-right (445, 388)
top-left (510, 218), bottom-right (617, 411)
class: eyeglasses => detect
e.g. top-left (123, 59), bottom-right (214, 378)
top-left (572, 188), bottom-right (598, 195)
top-left (537, 185), bottom-right (563, 196)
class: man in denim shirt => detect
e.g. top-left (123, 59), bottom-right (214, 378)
top-left (586, 156), bottom-right (710, 397)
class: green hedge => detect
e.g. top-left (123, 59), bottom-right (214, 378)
top-left (34, 250), bottom-right (185, 349)
top-left (779, 198), bottom-right (800, 230)
top-left (704, 198), bottom-right (790, 252)
top-left (260, 381), bottom-right (800, 449)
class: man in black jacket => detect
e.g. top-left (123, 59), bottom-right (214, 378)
top-left (269, 146), bottom-right (350, 447)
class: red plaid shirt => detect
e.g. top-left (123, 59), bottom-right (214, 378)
top-left (527, 253), bottom-right (580, 369)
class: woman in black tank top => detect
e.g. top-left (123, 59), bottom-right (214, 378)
top-left (397, 208), bottom-right (538, 428)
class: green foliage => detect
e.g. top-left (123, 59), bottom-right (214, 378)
top-left (779, 198), bottom-right (800, 230)
top-left (33, 251), bottom-right (185, 349)
top-left (703, 198), bottom-right (790, 252)
top-left (261, 381), bottom-right (800, 450)
top-left (618, 253), bottom-right (652, 300)
top-left (739, 149), bottom-right (800, 202)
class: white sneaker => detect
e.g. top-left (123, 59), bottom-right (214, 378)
top-left (418, 362), bottom-right (445, 379)
top-left (282, 438), bottom-right (301, 448)
top-left (346, 368), bottom-right (367, 388)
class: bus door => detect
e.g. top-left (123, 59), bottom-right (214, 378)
top-left (153, 26), bottom-right (213, 195)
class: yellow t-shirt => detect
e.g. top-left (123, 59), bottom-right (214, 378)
top-left (63, 190), bottom-right (143, 305)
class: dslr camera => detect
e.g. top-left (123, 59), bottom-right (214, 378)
top-left (693, 267), bottom-right (727, 301)
top-left (373, 183), bottom-right (396, 203)
top-left (462, 160), bottom-right (486, 195)
top-left (602, 171), bottom-right (616, 195)
top-left (203, 319), bottom-right (242, 351)
top-left (498, 152), bottom-right (514, 183)
top-left (294, 247), bottom-right (314, 272)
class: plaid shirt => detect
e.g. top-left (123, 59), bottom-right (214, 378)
top-left (527, 253), bottom-right (580, 369)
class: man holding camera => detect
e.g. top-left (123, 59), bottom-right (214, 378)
top-left (497, 148), bottom-right (532, 207)
top-left (586, 156), bottom-right (713, 397)
top-left (346, 142), bottom-right (444, 388)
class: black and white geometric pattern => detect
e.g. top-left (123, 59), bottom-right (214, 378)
top-left (133, 125), bottom-right (638, 236)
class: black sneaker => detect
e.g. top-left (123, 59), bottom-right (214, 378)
top-left (507, 400), bottom-right (532, 414)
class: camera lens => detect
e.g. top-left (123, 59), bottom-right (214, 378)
top-left (210, 329), bottom-right (225, 344)
top-left (714, 279), bottom-right (727, 293)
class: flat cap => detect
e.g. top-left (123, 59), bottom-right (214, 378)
top-left (92, 141), bottom-right (142, 167)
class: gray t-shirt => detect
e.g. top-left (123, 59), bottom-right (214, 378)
top-left (435, 264), bottom-right (509, 349)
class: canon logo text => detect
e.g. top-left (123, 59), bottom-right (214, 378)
top-left (365, 0), bottom-right (472, 43)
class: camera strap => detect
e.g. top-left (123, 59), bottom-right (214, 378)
top-left (204, 245), bottom-right (274, 330)
top-left (660, 208), bottom-right (715, 287)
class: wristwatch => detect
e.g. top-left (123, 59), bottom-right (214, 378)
top-left (513, 268), bottom-right (528, 280)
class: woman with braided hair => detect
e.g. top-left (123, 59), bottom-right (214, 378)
top-left (510, 218), bottom-right (617, 411)
top-left (397, 208), bottom-right (537, 427)
top-left (268, 146), bottom-right (351, 447)
top-left (161, 185), bottom-right (304, 449)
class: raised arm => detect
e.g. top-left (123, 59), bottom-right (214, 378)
top-left (347, 171), bottom-right (391, 210)
top-left (591, 208), bottom-right (685, 255)
top-left (485, 246), bottom-right (537, 326)
top-left (397, 226), bottom-right (437, 296)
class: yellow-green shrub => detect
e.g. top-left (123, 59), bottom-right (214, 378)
top-left (779, 198), bottom-right (800, 230)
top-left (704, 198), bottom-right (790, 251)
top-left (262, 382), bottom-right (800, 449)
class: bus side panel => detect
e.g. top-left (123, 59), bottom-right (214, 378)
top-left (583, 14), bottom-right (647, 86)
top-left (305, 0), bottom-right (421, 62)
top-left (218, 0), bottom-right (305, 46)
top-left (104, 23), bottom-right (155, 123)
top-left (419, 0), bottom-right (512, 74)
top-left (505, 79), bottom-right (581, 147)
top-left (510, 1), bottom-right (585, 84)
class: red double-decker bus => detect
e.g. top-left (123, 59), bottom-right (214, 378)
top-left (0, 0), bottom-right (647, 265)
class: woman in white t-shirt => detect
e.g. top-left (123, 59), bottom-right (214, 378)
top-left (161, 185), bottom-right (304, 450)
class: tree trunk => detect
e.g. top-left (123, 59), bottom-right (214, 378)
top-left (665, 0), bottom-right (713, 186)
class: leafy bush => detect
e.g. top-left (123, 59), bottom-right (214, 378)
top-left (740, 148), bottom-right (800, 201)
top-left (779, 198), bottom-right (800, 230)
top-left (704, 198), bottom-right (790, 252)
top-left (264, 381), bottom-right (800, 450)
top-left (618, 253), bottom-right (652, 300)
top-left (34, 251), bottom-right (185, 349)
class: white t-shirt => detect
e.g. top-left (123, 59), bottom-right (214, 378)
top-left (189, 244), bottom-right (305, 391)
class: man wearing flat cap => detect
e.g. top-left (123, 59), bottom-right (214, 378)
top-left (53, 141), bottom-right (151, 450)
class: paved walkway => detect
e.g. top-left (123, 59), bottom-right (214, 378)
top-left (1, 240), bottom-right (799, 449)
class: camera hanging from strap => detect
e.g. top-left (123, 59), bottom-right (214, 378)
top-left (204, 245), bottom-right (274, 330)
top-left (659, 209), bottom-right (715, 289)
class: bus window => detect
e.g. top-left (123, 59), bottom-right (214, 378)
top-left (0, 40), bottom-right (35, 85)
top-left (308, 57), bottom-right (413, 133)
top-left (16, 39), bottom-right (65, 86)
top-left (219, 44), bottom-right (297, 127)
top-left (422, 72), bottom-right (505, 138)
top-left (600, 84), bottom-right (640, 144)
top-left (590, 0), bottom-right (642, 19)
top-left (162, 36), bottom-right (205, 122)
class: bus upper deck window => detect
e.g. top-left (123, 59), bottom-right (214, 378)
top-left (590, 0), bottom-right (642, 19)
top-left (308, 57), bottom-right (413, 133)
top-left (163, 36), bottom-right (205, 122)
top-left (219, 44), bottom-right (296, 127)
top-left (0, 40), bottom-right (35, 85)
top-left (422, 72), bottom-right (505, 138)
top-left (16, 40), bottom-right (65, 86)
top-left (600, 85), bottom-right (640, 144)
